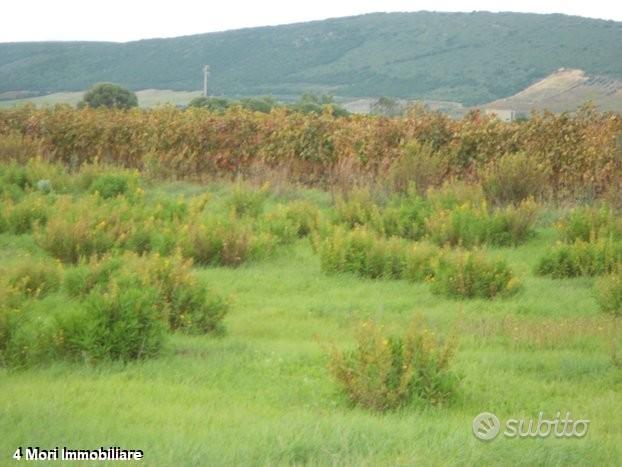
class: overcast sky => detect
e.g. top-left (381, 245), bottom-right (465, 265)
top-left (2, 0), bottom-right (621, 43)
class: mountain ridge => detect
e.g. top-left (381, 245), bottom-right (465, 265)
top-left (1, 11), bottom-right (621, 105)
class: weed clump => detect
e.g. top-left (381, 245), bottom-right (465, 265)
top-left (595, 273), bottom-right (622, 316)
top-left (481, 152), bottom-right (549, 204)
top-left (556, 205), bottom-right (622, 243)
top-left (431, 250), bottom-right (520, 299)
top-left (536, 240), bottom-right (622, 278)
top-left (329, 319), bottom-right (459, 411)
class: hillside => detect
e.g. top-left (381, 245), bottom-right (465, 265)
top-left (1, 11), bottom-right (621, 105)
top-left (482, 69), bottom-right (622, 113)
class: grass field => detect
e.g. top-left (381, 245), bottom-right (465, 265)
top-left (1, 171), bottom-right (621, 466)
top-left (0, 90), bottom-right (203, 109)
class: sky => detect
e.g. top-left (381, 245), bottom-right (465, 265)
top-left (2, 0), bottom-right (621, 43)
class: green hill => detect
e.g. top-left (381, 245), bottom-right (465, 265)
top-left (1, 11), bottom-right (620, 105)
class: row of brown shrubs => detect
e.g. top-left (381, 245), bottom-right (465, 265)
top-left (0, 104), bottom-right (620, 203)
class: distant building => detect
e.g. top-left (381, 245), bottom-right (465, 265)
top-left (484, 108), bottom-right (517, 122)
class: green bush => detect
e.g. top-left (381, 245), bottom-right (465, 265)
top-left (556, 205), bottom-right (622, 243)
top-left (595, 273), bottom-right (622, 316)
top-left (1, 304), bottom-right (66, 367)
top-left (426, 181), bottom-right (486, 210)
top-left (388, 141), bottom-right (449, 195)
top-left (179, 215), bottom-right (253, 266)
top-left (34, 195), bottom-right (133, 262)
top-left (0, 283), bottom-right (27, 361)
top-left (90, 172), bottom-right (138, 199)
top-left (226, 182), bottom-right (269, 218)
top-left (132, 254), bottom-right (228, 334)
top-left (318, 227), bottom-right (405, 279)
top-left (35, 212), bottom-right (117, 263)
top-left (279, 200), bottom-right (321, 237)
top-left (425, 199), bottom-right (538, 247)
top-left (80, 281), bottom-right (165, 361)
top-left (536, 240), bottom-right (622, 278)
top-left (334, 189), bottom-right (381, 228)
top-left (258, 207), bottom-right (299, 245)
top-left (318, 226), bottom-right (439, 282)
top-left (488, 199), bottom-right (539, 245)
top-left (425, 204), bottom-right (489, 247)
top-left (4, 193), bottom-right (49, 234)
top-left (403, 242), bottom-right (440, 282)
top-left (1, 164), bottom-right (32, 192)
top-left (5, 259), bottom-right (62, 298)
top-left (431, 250), bottom-right (520, 299)
top-left (63, 255), bottom-right (123, 298)
top-left (482, 152), bottom-right (549, 204)
top-left (64, 253), bottom-right (229, 335)
top-left (373, 186), bottom-right (431, 240)
top-left (329, 319), bottom-right (459, 411)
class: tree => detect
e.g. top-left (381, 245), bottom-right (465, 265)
top-left (291, 93), bottom-right (349, 116)
top-left (79, 83), bottom-right (138, 109)
top-left (238, 96), bottom-right (277, 113)
top-left (187, 96), bottom-right (230, 112)
top-left (370, 96), bottom-right (402, 117)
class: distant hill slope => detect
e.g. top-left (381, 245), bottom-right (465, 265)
top-left (1, 12), bottom-right (621, 105)
top-left (482, 69), bottom-right (622, 113)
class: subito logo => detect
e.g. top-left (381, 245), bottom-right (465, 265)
top-left (472, 412), bottom-right (501, 441)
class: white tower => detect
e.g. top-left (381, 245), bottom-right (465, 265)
top-left (203, 65), bottom-right (210, 97)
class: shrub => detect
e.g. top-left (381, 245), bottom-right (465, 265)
top-left (388, 141), bottom-right (449, 195)
top-left (426, 181), bottom-right (486, 210)
top-left (0, 132), bottom-right (40, 164)
top-left (131, 254), bottom-right (228, 334)
top-left (179, 215), bottom-right (253, 266)
top-left (329, 319), bottom-right (459, 411)
top-left (595, 274), bottom-right (622, 316)
top-left (79, 281), bottom-right (165, 361)
top-left (36, 212), bottom-right (117, 263)
top-left (63, 255), bottom-right (123, 298)
top-left (403, 242), bottom-right (440, 282)
top-left (372, 186), bottom-right (430, 240)
top-left (226, 182), bottom-right (269, 218)
top-left (4, 193), bottom-right (49, 234)
top-left (365, 236), bottom-right (410, 279)
top-left (482, 152), bottom-right (549, 204)
top-left (425, 204), bottom-right (489, 247)
top-left (334, 188), bottom-right (381, 228)
top-left (63, 253), bottom-right (229, 335)
top-left (0, 283), bottom-right (27, 361)
top-left (0, 163), bottom-right (33, 192)
top-left (319, 227), bottom-right (408, 279)
top-left (278, 200), bottom-right (321, 237)
top-left (5, 259), bottom-right (62, 298)
top-left (425, 199), bottom-right (538, 247)
top-left (431, 250), bottom-right (520, 299)
top-left (90, 173), bottom-right (135, 199)
top-left (318, 226), bottom-right (440, 282)
top-left (486, 199), bottom-right (539, 246)
top-left (34, 195), bottom-right (130, 262)
top-left (556, 205), bottom-right (622, 243)
top-left (1, 305), bottom-right (66, 367)
top-left (257, 207), bottom-right (299, 245)
top-left (536, 240), bottom-right (622, 278)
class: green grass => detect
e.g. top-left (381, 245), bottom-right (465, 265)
top-left (1, 180), bottom-right (621, 465)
